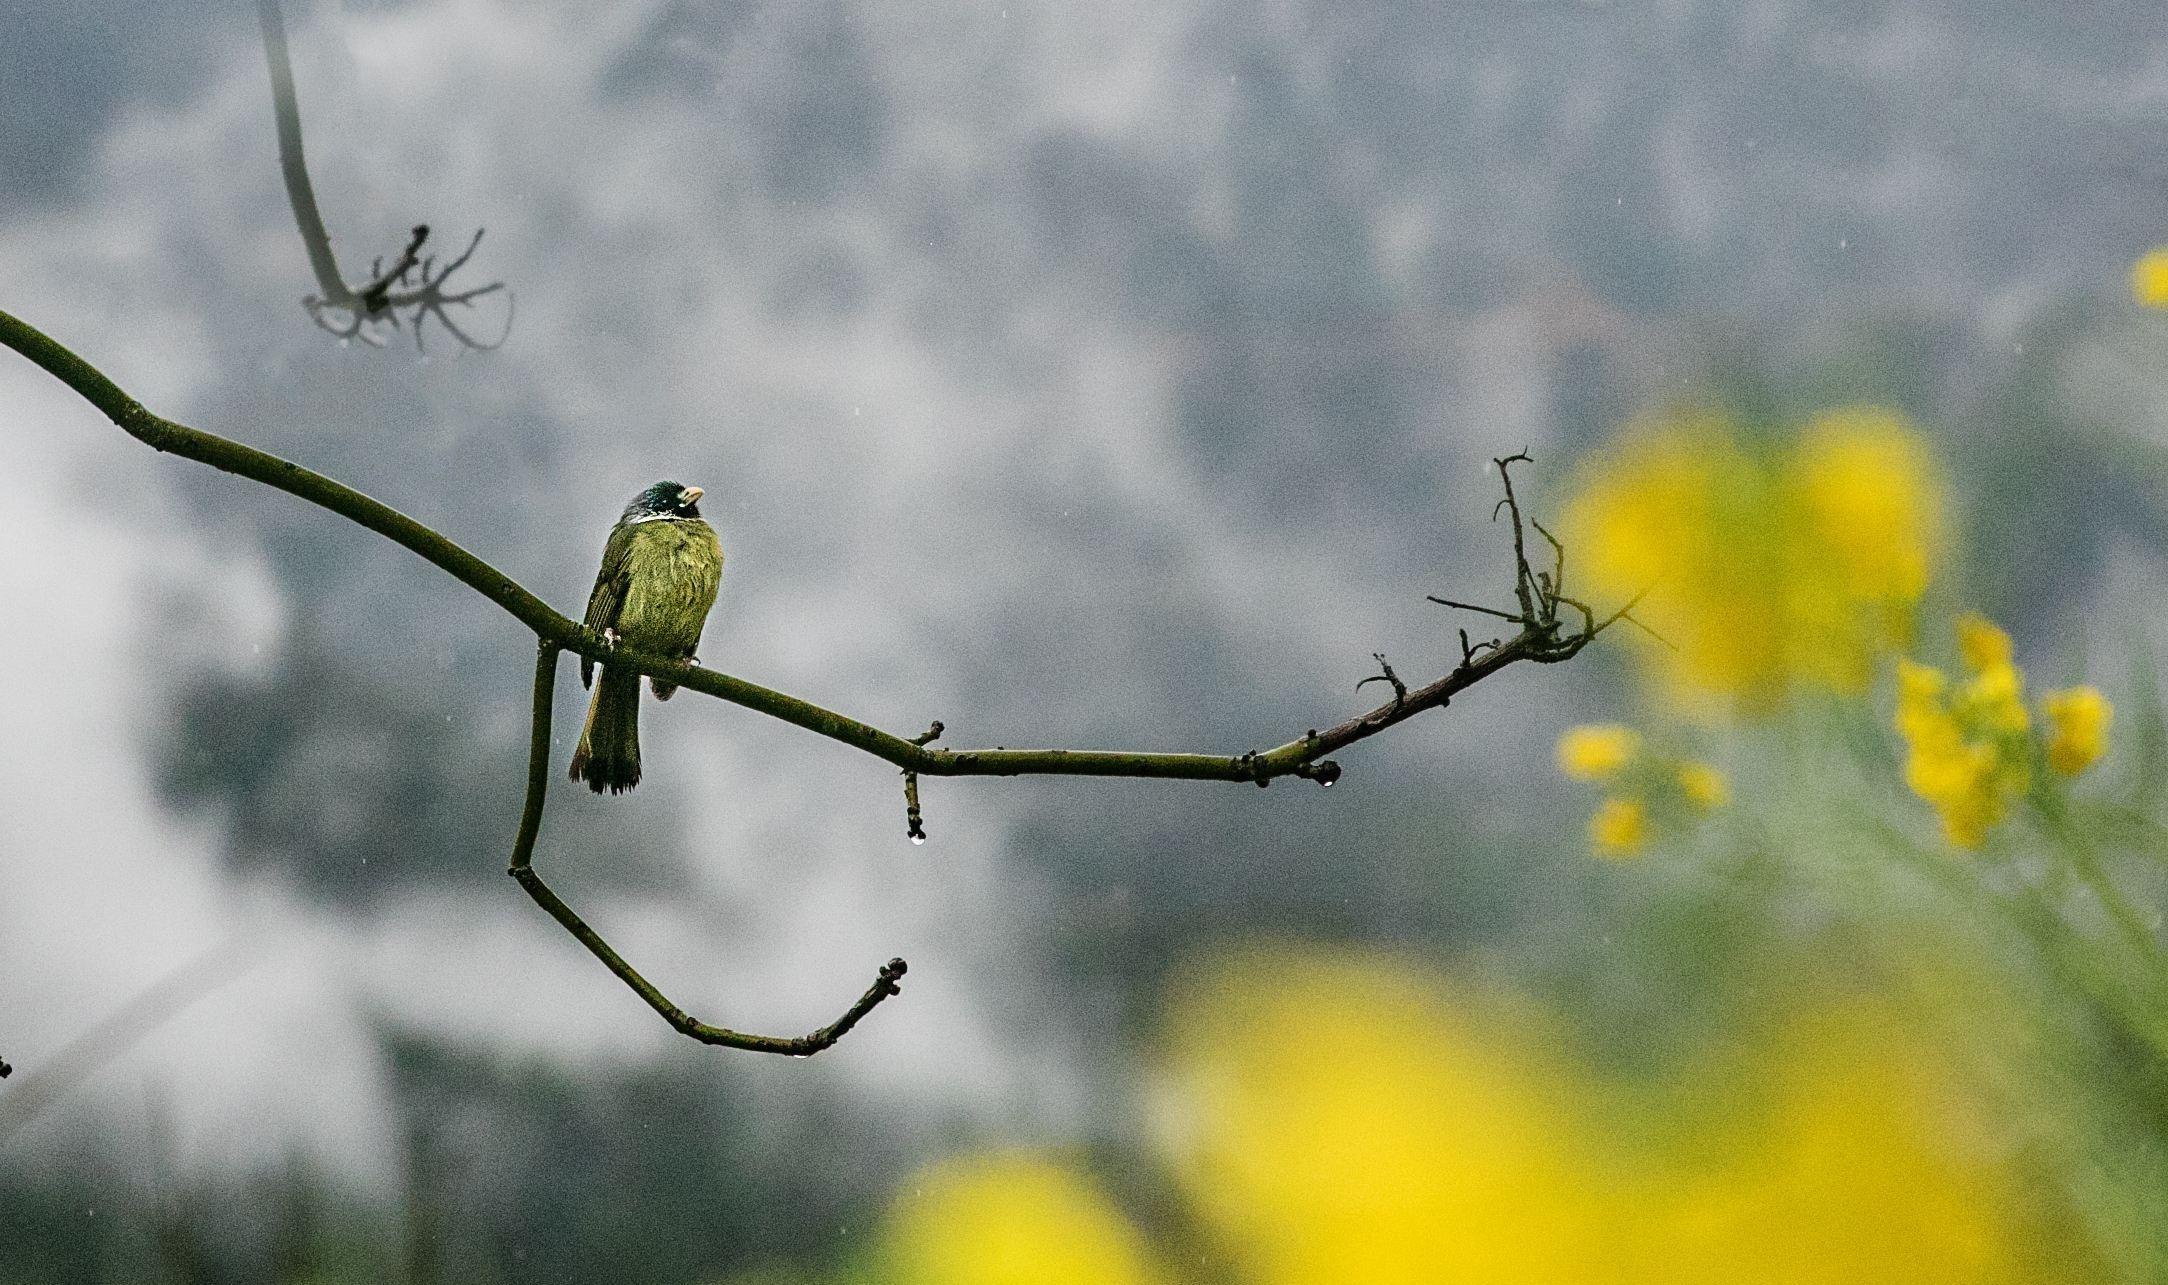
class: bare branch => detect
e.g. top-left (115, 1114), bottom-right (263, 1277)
top-left (356, 224), bottom-right (430, 315)
top-left (257, 0), bottom-right (510, 351)
top-left (1492, 452), bottom-right (1540, 622)
top-left (507, 644), bottom-right (908, 1055)
top-left (255, 0), bottom-right (345, 302)
top-left (0, 304), bottom-right (1634, 789)
top-left (0, 304), bottom-right (1637, 1054)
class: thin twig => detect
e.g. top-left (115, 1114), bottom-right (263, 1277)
top-left (1492, 452), bottom-right (1540, 622)
top-left (1426, 595), bottom-right (1523, 623)
top-left (901, 721), bottom-right (943, 843)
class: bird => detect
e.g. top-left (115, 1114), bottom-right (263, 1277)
top-left (569, 480), bottom-right (724, 793)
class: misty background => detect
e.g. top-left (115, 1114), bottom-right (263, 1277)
top-left (7, 0), bottom-right (2168, 1279)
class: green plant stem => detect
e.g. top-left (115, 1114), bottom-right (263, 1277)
top-left (1867, 818), bottom-right (2168, 1063)
top-left (2036, 799), bottom-right (2165, 966)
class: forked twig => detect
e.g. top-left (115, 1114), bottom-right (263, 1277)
top-left (257, 0), bottom-right (512, 351)
top-left (1424, 454), bottom-right (1648, 668)
top-left (507, 644), bottom-right (907, 1056)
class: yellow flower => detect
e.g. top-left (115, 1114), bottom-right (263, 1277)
top-left (1894, 657), bottom-right (1948, 721)
top-left (1892, 624), bottom-right (2037, 849)
top-left (1556, 724), bottom-right (1640, 780)
top-left (1954, 614), bottom-right (2013, 673)
top-left (2042, 686), bottom-right (2112, 777)
top-left (885, 1152), bottom-right (1162, 1285)
top-left (1792, 409), bottom-right (1940, 605)
top-left (1562, 405), bottom-right (1942, 713)
top-left (2132, 246), bottom-right (2168, 308)
top-left (1640, 1001), bottom-right (2041, 1284)
top-left (1157, 951), bottom-right (1608, 1285)
top-left (1151, 949), bottom-right (2052, 1285)
top-left (1959, 665), bottom-right (2030, 737)
top-left (1589, 796), bottom-right (1649, 858)
top-left (1676, 761), bottom-right (1730, 811)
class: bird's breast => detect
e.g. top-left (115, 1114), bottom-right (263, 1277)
top-left (616, 519), bottom-right (723, 651)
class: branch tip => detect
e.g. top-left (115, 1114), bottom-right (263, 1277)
top-left (1428, 595), bottom-right (1524, 624)
top-left (1357, 652), bottom-right (1408, 704)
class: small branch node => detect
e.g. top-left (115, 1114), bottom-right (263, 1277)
top-left (1296, 759), bottom-right (1342, 788)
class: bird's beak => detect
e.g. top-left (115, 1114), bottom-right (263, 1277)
top-left (681, 486), bottom-right (704, 506)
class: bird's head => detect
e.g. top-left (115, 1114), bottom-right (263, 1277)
top-left (623, 480), bottom-right (706, 523)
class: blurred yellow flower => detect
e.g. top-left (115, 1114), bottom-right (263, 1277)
top-left (1893, 621), bottom-right (2033, 849)
top-left (1639, 1002), bottom-right (2039, 1285)
top-left (2042, 686), bottom-right (2113, 777)
top-left (884, 1151), bottom-right (1162, 1285)
top-left (1676, 761), bottom-right (1730, 810)
top-left (1955, 614), bottom-right (2013, 673)
top-left (1556, 724), bottom-right (1640, 780)
top-left (1589, 796), bottom-right (1649, 857)
top-left (1562, 405), bottom-right (1943, 713)
top-left (1954, 616), bottom-right (2030, 736)
top-left (1791, 408), bottom-right (1940, 606)
top-left (2131, 246), bottom-right (2168, 308)
top-left (1558, 725), bottom-right (1729, 854)
top-left (1151, 948), bottom-right (2053, 1285)
top-left (1157, 951), bottom-right (1608, 1285)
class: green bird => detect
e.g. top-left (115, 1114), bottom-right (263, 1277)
top-left (570, 480), bottom-right (724, 794)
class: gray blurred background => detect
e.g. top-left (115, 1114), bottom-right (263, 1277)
top-left (7, 0), bottom-right (2168, 1279)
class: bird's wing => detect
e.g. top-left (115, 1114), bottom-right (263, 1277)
top-left (580, 522), bottom-right (636, 688)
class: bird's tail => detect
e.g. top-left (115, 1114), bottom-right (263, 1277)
top-left (570, 665), bottom-right (642, 793)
